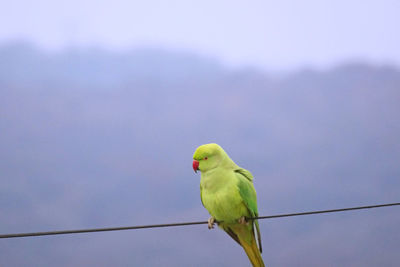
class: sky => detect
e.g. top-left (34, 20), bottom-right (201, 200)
top-left (1, 0), bottom-right (400, 70)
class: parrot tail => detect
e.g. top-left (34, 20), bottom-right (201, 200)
top-left (222, 223), bottom-right (265, 267)
top-left (240, 236), bottom-right (265, 267)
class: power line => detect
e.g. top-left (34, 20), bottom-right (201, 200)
top-left (256, 202), bottom-right (400, 220)
top-left (1, 202), bottom-right (399, 239)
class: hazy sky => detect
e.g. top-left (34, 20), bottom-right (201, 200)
top-left (1, 0), bottom-right (400, 70)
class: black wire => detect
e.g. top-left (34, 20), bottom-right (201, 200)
top-left (254, 202), bottom-right (400, 220)
top-left (0, 202), bottom-right (399, 239)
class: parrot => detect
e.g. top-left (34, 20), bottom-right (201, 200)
top-left (192, 143), bottom-right (265, 267)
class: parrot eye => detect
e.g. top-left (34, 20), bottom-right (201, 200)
top-left (204, 157), bottom-right (208, 160)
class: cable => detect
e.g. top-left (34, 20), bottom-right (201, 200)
top-left (0, 202), bottom-right (399, 239)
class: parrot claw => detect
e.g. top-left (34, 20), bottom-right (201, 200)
top-left (238, 216), bottom-right (248, 225)
top-left (208, 217), bottom-right (216, 229)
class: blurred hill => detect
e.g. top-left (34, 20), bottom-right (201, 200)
top-left (0, 42), bottom-right (399, 266)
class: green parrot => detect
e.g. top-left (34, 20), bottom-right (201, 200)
top-left (193, 143), bottom-right (265, 267)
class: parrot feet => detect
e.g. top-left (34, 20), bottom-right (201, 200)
top-left (238, 216), bottom-right (248, 225)
top-left (208, 217), bottom-right (216, 229)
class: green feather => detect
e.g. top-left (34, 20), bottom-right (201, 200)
top-left (194, 143), bottom-right (264, 266)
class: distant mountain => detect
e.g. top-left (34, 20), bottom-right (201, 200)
top-left (0, 41), bottom-right (225, 88)
top-left (1, 42), bottom-right (399, 267)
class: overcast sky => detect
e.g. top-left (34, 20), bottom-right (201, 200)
top-left (1, 0), bottom-right (399, 70)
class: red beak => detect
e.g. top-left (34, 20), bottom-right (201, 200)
top-left (193, 160), bottom-right (199, 173)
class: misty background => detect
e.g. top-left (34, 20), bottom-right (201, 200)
top-left (1, 1), bottom-right (400, 266)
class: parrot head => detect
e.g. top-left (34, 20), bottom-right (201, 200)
top-left (192, 143), bottom-right (224, 173)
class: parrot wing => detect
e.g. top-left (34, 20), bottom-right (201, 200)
top-left (235, 168), bottom-right (263, 253)
top-left (235, 168), bottom-right (253, 181)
